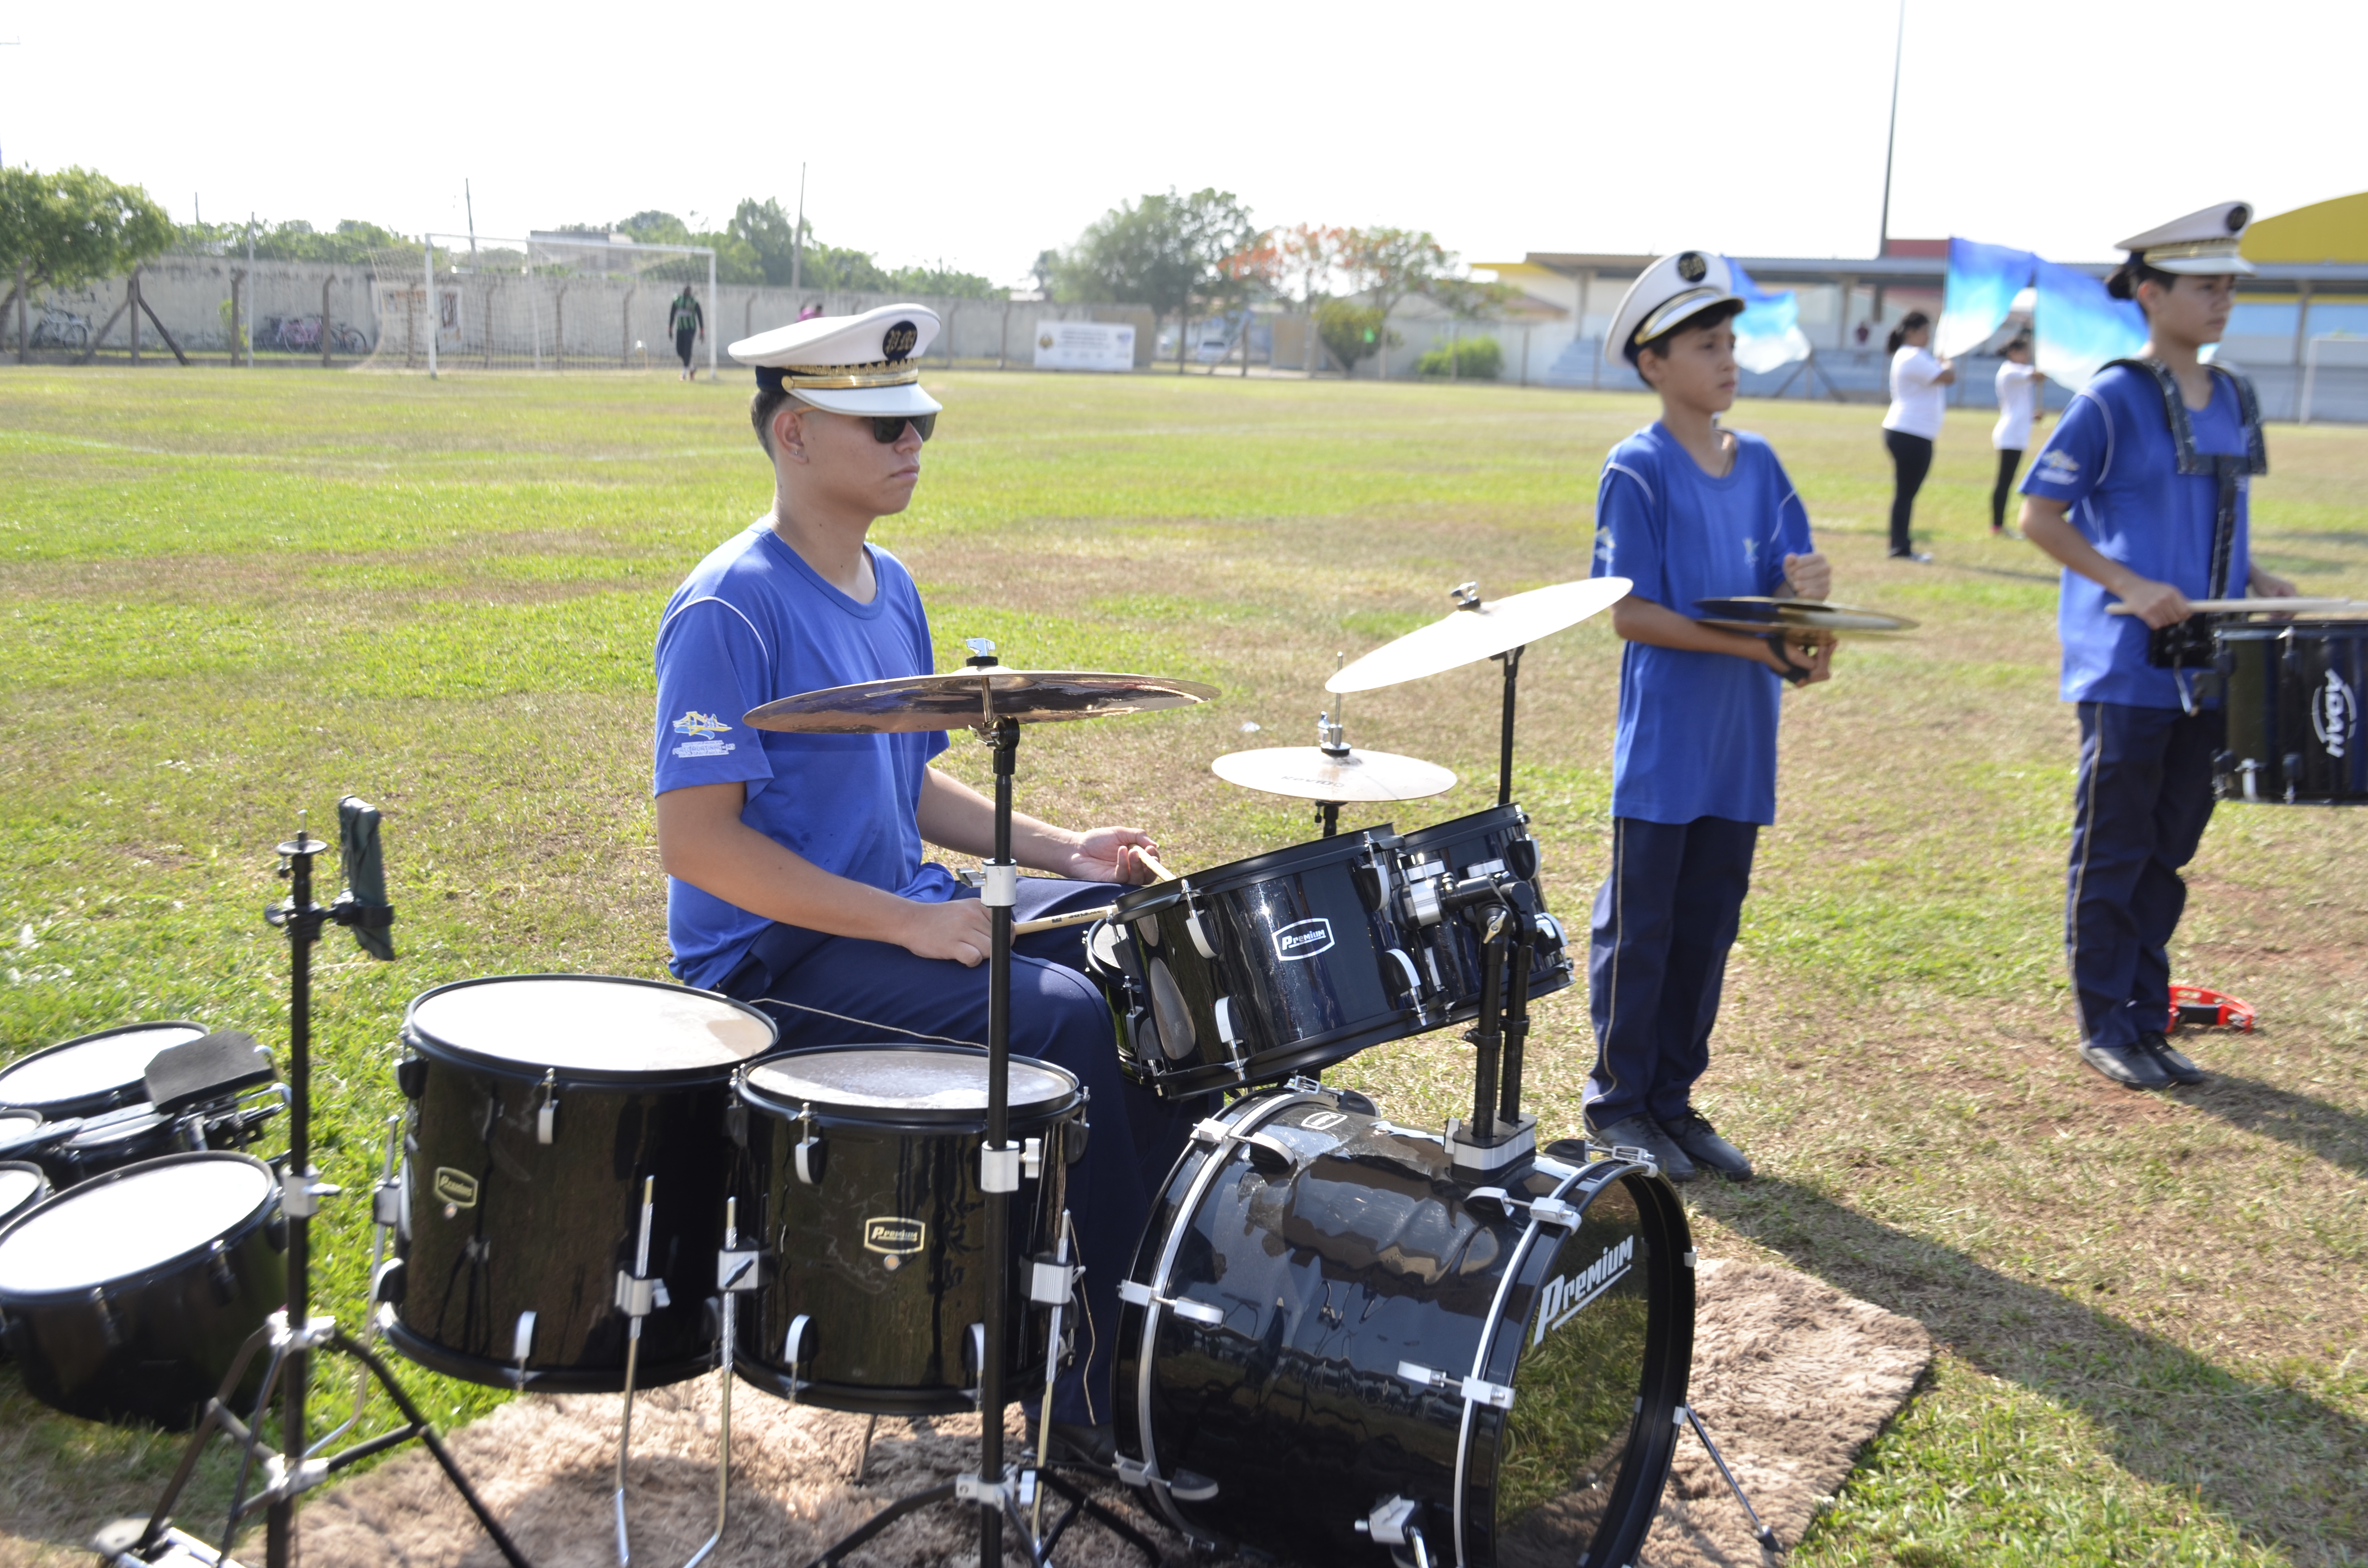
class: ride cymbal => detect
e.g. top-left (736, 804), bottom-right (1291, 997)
top-left (1212, 747), bottom-right (1457, 803)
top-left (1327, 578), bottom-right (1633, 693)
top-left (745, 670), bottom-right (1219, 734)
top-left (1692, 597), bottom-right (1919, 633)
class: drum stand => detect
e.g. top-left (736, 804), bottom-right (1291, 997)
top-left (93, 816), bottom-right (531, 1568)
top-left (1436, 873), bottom-right (1541, 1174)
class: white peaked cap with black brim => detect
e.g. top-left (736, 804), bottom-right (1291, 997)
top-left (1604, 250), bottom-right (1743, 367)
top-left (728, 303), bottom-right (944, 416)
top-left (2116, 202), bottom-right (2257, 277)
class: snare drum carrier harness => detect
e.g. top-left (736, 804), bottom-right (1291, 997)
top-left (2114, 356), bottom-right (2268, 708)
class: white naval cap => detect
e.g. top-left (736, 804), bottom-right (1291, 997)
top-left (2116, 202), bottom-right (2256, 276)
top-left (728, 303), bottom-right (944, 416)
top-left (1603, 250), bottom-right (1744, 366)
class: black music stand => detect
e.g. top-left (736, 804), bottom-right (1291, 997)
top-left (95, 802), bottom-right (530, 1568)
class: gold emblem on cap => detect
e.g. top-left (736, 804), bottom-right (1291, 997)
top-left (777, 360), bottom-right (924, 390)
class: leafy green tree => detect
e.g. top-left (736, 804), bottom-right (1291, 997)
top-left (729, 199), bottom-right (799, 286)
top-left (1057, 187), bottom-right (1258, 369)
top-left (1315, 299), bottom-right (1391, 377)
top-left (4, 166), bottom-right (173, 287)
top-left (173, 217), bottom-right (417, 266)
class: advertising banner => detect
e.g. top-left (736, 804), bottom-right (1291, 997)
top-left (1034, 320), bottom-right (1135, 372)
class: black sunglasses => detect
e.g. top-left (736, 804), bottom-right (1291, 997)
top-left (866, 414), bottom-right (937, 444)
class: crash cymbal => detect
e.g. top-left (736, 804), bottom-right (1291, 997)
top-left (744, 670), bottom-right (1220, 734)
top-left (1693, 597), bottom-right (1919, 633)
top-left (1327, 578), bottom-right (1632, 693)
top-left (1212, 747), bottom-right (1457, 804)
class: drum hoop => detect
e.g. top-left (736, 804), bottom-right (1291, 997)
top-left (0, 1159), bottom-right (50, 1225)
top-left (1126, 1088), bottom-right (1327, 1540)
top-left (0, 1019), bottom-right (211, 1116)
top-left (1397, 802), bottom-right (1528, 852)
top-left (0, 1149), bottom-right (278, 1305)
top-left (401, 973), bottom-right (779, 1087)
top-left (736, 1043), bottom-right (1083, 1128)
top-left (1110, 830), bottom-right (1400, 919)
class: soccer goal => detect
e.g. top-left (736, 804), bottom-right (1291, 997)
top-left (363, 232), bottom-right (719, 375)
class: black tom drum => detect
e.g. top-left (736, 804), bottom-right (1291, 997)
top-left (1117, 1088), bottom-right (1690, 1568)
top-left (733, 1044), bottom-right (1080, 1414)
top-left (0, 1151), bottom-right (285, 1429)
top-left (1396, 806), bottom-right (1572, 1020)
top-left (2217, 620), bottom-right (2368, 804)
top-left (384, 974), bottom-right (777, 1392)
top-left (0, 1160), bottom-right (49, 1227)
top-left (0, 1021), bottom-right (209, 1120)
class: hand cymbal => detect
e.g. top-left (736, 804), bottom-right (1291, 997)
top-left (744, 670), bottom-right (1220, 734)
top-left (1212, 747), bottom-right (1457, 804)
top-left (1693, 597), bottom-right (1919, 633)
top-left (1327, 578), bottom-right (1632, 693)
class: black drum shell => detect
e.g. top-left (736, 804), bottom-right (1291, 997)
top-left (2217, 621), bottom-right (2368, 805)
top-left (731, 1046), bottom-right (1079, 1414)
top-left (0, 1021), bottom-right (210, 1120)
top-left (386, 977), bottom-right (776, 1392)
top-left (1398, 805), bottom-right (1575, 1021)
top-left (1117, 1090), bottom-right (1689, 1567)
top-left (1096, 831), bottom-right (1430, 1098)
top-left (34, 1103), bottom-right (188, 1188)
top-left (0, 1151), bottom-right (285, 1430)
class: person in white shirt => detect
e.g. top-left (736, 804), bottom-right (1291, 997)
top-left (1880, 311), bottom-right (1954, 561)
top-left (1989, 335), bottom-right (2046, 537)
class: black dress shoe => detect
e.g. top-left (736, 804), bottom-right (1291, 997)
top-left (2080, 1040), bottom-right (2171, 1090)
top-left (2139, 1030), bottom-right (2206, 1086)
top-left (1047, 1421), bottom-right (1116, 1467)
top-left (1584, 1113), bottom-right (1697, 1182)
top-left (1659, 1110), bottom-right (1753, 1179)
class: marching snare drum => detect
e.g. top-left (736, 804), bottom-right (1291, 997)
top-left (733, 1044), bottom-right (1080, 1414)
top-left (1396, 806), bottom-right (1573, 1020)
top-left (0, 1151), bottom-right (285, 1429)
top-left (1087, 831), bottom-right (1435, 1099)
top-left (2217, 620), bottom-right (2368, 804)
top-left (0, 1021), bottom-right (209, 1120)
top-left (383, 975), bottom-right (777, 1392)
top-left (1117, 1087), bottom-right (1690, 1568)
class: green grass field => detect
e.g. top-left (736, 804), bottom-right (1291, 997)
top-left (0, 366), bottom-right (2361, 1566)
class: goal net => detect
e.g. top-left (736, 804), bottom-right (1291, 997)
top-left (362, 233), bottom-right (717, 374)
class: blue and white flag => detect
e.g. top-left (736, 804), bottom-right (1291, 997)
top-left (2033, 258), bottom-right (2146, 392)
top-left (1726, 259), bottom-right (1811, 374)
top-left (1938, 237), bottom-right (2036, 358)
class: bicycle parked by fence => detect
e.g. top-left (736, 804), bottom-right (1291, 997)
top-left (28, 306), bottom-right (91, 351)
top-left (261, 315), bottom-right (369, 355)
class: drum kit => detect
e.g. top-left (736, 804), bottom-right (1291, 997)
top-left (0, 588), bottom-right (1831, 1568)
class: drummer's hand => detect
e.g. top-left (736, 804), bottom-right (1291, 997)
top-left (1066, 827), bottom-right (1161, 885)
top-left (1781, 551), bottom-right (1831, 602)
top-left (2116, 576), bottom-right (2192, 629)
top-left (906, 898), bottom-right (992, 967)
top-left (1764, 633), bottom-right (1835, 686)
top-left (2250, 566), bottom-right (2297, 600)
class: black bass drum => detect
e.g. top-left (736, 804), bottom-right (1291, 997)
top-left (732, 1044), bottom-right (1080, 1413)
top-left (1087, 831), bottom-right (1436, 1099)
top-left (1116, 1088), bottom-right (1690, 1568)
top-left (1396, 806), bottom-right (1573, 1020)
top-left (2217, 620), bottom-right (2368, 804)
top-left (384, 975), bottom-right (777, 1392)
top-left (0, 1021), bottom-right (209, 1120)
top-left (0, 1151), bottom-right (285, 1429)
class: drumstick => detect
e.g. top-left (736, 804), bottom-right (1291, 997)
top-left (1131, 848), bottom-right (1179, 882)
top-left (1011, 905), bottom-right (1117, 936)
top-left (2106, 597), bottom-right (2363, 615)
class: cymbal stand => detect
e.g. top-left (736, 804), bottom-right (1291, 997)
top-left (1493, 644), bottom-right (1525, 808)
top-left (1437, 874), bottom-right (1539, 1174)
top-left (1314, 707), bottom-right (1349, 838)
top-left (96, 815), bottom-right (530, 1568)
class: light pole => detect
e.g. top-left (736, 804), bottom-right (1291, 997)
top-left (1877, 0), bottom-right (1906, 258)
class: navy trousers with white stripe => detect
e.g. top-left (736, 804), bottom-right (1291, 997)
top-left (1584, 816), bottom-right (1760, 1129)
top-left (715, 877), bottom-right (1195, 1429)
top-left (2066, 701), bottom-right (2222, 1052)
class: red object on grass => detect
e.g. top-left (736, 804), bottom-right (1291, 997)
top-left (2169, 985), bottom-right (2255, 1033)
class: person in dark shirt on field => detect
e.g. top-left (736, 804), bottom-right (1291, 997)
top-left (670, 285), bottom-right (704, 381)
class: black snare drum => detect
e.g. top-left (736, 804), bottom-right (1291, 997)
top-left (1117, 1088), bottom-right (1690, 1568)
top-left (733, 1045), bottom-right (1080, 1414)
top-left (37, 1102), bottom-right (190, 1187)
top-left (1088, 831), bottom-right (1435, 1098)
top-left (0, 1151), bottom-right (285, 1429)
top-left (0, 1021), bottom-right (209, 1120)
top-left (2217, 620), bottom-right (2368, 804)
top-left (384, 975), bottom-right (777, 1392)
top-left (1396, 806), bottom-right (1573, 1019)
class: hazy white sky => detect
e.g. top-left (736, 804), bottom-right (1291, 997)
top-left (4, 0), bottom-right (2360, 280)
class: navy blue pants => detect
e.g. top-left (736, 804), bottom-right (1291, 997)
top-left (1584, 816), bottom-right (1760, 1128)
top-left (715, 878), bottom-right (1193, 1428)
top-left (2067, 701), bottom-right (2222, 1051)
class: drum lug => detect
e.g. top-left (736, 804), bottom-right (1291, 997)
top-left (88, 1288), bottom-right (125, 1348)
top-left (371, 1175), bottom-right (402, 1228)
top-left (963, 1321), bottom-right (988, 1404)
top-left (1021, 1136), bottom-right (1042, 1179)
top-left (371, 1255), bottom-right (406, 1306)
top-left (395, 1055), bottom-right (427, 1101)
top-left (793, 1106), bottom-right (823, 1186)
top-left (779, 1313), bottom-right (814, 1404)
top-left (1356, 1495), bottom-right (1428, 1553)
top-left (1184, 889), bottom-right (1218, 961)
top-left (512, 1309), bottom-right (537, 1365)
top-left (534, 1069), bottom-right (558, 1145)
top-left (1065, 1091), bottom-right (1090, 1164)
top-left (206, 1240), bottom-right (238, 1305)
top-left (614, 1271), bottom-right (668, 1317)
top-left (1395, 1358), bottom-right (1515, 1409)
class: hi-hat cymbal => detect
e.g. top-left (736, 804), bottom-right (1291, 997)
top-left (1212, 747), bottom-right (1457, 804)
top-left (1693, 597), bottom-right (1919, 633)
top-left (1327, 578), bottom-right (1633, 693)
top-left (745, 670), bottom-right (1220, 734)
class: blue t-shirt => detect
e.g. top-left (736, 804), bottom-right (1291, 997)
top-left (652, 523), bottom-right (955, 989)
top-left (1590, 423), bottom-right (1813, 826)
top-left (2020, 364), bottom-right (2253, 708)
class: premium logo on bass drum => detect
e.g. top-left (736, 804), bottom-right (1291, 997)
top-left (1533, 1234), bottom-right (1635, 1345)
top-left (1272, 918), bottom-right (1335, 961)
top-left (2313, 669), bottom-right (2356, 759)
top-left (864, 1217), bottom-right (927, 1256)
top-left (432, 1167), bottom-right (480, 1212)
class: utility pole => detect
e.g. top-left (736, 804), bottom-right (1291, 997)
top-left (1877, 0), bottom-right (1905, 258)
top-left (465, 179), bottom-right (478, 265)
top-left (791, 162), bottom-right (806, 294)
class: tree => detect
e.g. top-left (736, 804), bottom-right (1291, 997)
top-left (1315, 299), bottom-right (1390, 378)
top-left (729, 199), bottom-right (799, 286)
top-left (2, 166), bottom-right (173, 290)
top-left (1057, 187), bottom-right (1258, 371)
